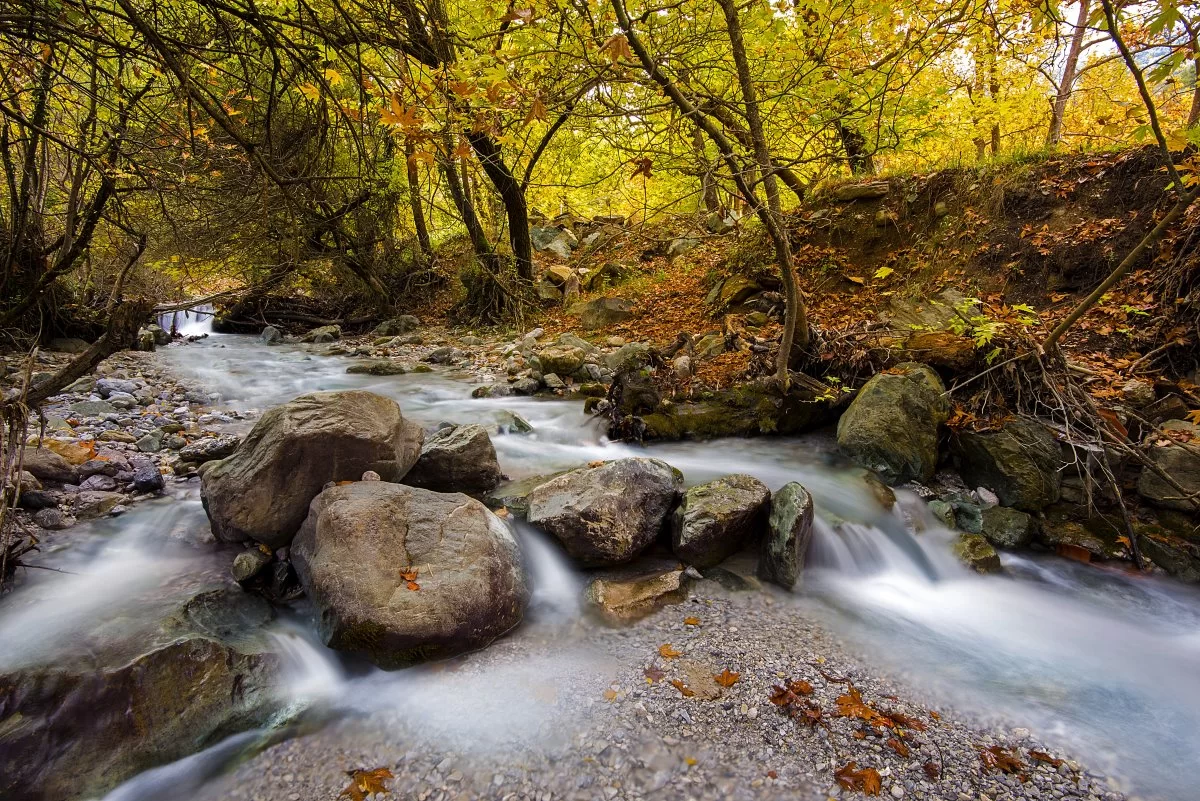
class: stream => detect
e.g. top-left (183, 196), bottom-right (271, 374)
top-left (5, 329), bottom-right (1200, 801)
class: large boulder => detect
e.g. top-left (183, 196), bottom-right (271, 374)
top-left (579, 297), bottom-right (634, 330)
top-left (757, 482), bottom-right (815, 589)
top-left (1136, 422), bottom-right (1200, 512)
top-left (21, 447), bottom-right (79, 484)
top-left (979, 505), bottom-right (1035, 549)
top-left (526, 458), bottom-right (682, 566)
top-left (291, 482), bottom-right (528, 669)
top-left (0, 585), bottom-right (279, 801)
top-left (200, 390), bottom-right (423, 548)
top-left (836, 363), bottom-right (949, 484)
top-left (403, 424), bottom-right (502, 495)
top-left (953, 418), bottom-right (1061, 511)
top-left (671, 474), bottom-right (770, 568)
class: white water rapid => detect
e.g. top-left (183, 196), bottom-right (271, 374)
top-left (5, 330), bottom-right (1195, 801)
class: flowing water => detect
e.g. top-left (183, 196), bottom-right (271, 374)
top-left (6, 330), bottom-right (1199, 800)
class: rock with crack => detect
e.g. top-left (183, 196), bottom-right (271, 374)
top-left (527, 457), bottom-right (683, 566)
top-left (200, 390), bottom-right (423, 548)
top-left (291, 482), bottom-right (528, 669)
top-left (584, 560), bottom-right (690, 624)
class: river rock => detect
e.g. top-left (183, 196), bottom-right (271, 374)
top-left (136, 430), bottom-right (164, 453)
top-left (584, 561), bottom-right (689, 624)
top-left (48, 337), bottom-right (90, 354)
top-left (96, 377), bottom-right (138, 398)
top-left (132, 463), bottom-right (165, 494)
top-left (232, 548), bottom-right (273, 583)
top-left (346, 360), bottom-right (408, 376)
top-left (179, 435), bottom-right (240, 464)
top-left (70, 399), bottom-right (116, 417)
top-left (0, 633), bottom-right (279, 801)
top-left (22, 447), bottom-right (80, 484)
top-left (33, 508), bottom-right (74, 530)
top-left (579, 297), bottom-right (634, 329)
top-left (402, 423), bottom-right (502, 495)
top-left (300, 324), bottom-right (341, 343)
top-left (1136, 422), bottom-right (1200, 512)
top-left (200, 390), bottom-right (424, 548)
top-left (484, 471), bottom-right (567, 518)
top-left (671, 474), bottom-right (770, 568)
top-left (70, 490), bottom-right (124, 519)
top-left (80, 474), bottom-right (118, 492)
top-left (537, 344), bottom-right (586, 377)
top-left (259, 325), bottom-right (282, 344)
top-left (836, 363), bottom-right (949, 484)
top-left (1136, 531), bottom-right (1200, 583)
top-left (291, 482), bottom-right (527, 669)
top-left (954, 533), bottom-right (1002, 573)
top-left (953, 418), bottom-right (1061, 511)
top-left (527, 458), bottom-right (681, 566)
top-left (979, 505), bottom-right (1034, 549)
top-left (373, 315), bottom-right (421, 336)
top-left (757, 482), bottom-right (815, 589)
top-left (605, 341), bottom-right (651, 373)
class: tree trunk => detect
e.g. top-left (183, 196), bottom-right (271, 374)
top-left (716, 0), bottom-right (807, 379)
top-left (693, 125), bottom-right (721, 214)
top-left (1047, 0), bottom-right (1091, 146)
top-left (404, 138), bottom-right (433, 262)
top-left (466, 131), bottom-right (533, 282)
top-left (441, 137), bottom-right (493, 264)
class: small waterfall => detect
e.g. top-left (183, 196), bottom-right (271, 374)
top-left (513, 520), bottom-right (583, 623)
top-left (157, 303), bottom-right (215, 337)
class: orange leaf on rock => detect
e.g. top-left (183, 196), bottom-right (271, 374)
top-left (669, 679), bottom-right (695, 697)
top-left (887, 737), bottom-right (911, 757)
top-left (658, 644), bottom-right (682, 659)
top-left (1030, 750), bottom-right (1064, 768)
top-left (683, 616), bottom-right (701, 626)
top-left (340, 767), bottom-right (393, 801)
top-left (835, 685), bottom-right (893, 729)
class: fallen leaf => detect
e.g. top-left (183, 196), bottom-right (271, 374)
top-left (923, 760), bottom-right (941, 780)
top-left (767, 770), bottom-right (778, 779)
top-left (847, 276), bottom-right (866, 285)
top-left (1030, 750), bottom-right (1064, 768)
top-left (789, 679), bottom-right (813, 695)
top-left (684, 756), bottom-right (697, 766)
top-left (684, 616), bottom-right (701, 626)
top-left (644, 664), bottom-right (666, 683)
top-left (603, 688), bottom-right (618, 701)
top-left (834, 761), bottom-right (882, 796)
top-left (658, 644), bottom-right (682, 659)
top-left (406, 581), bottom-right (420, 591)
top-left (978, 745), bottom-right (1025, 775)
top-left (887, 737), bottom-right (910, 757)
top-left (400, 568), bottom-right (418, 582)
top-left (340, 767), bottom-right (393, 801)
top-left (835, 685), bottom-right (893, 729)
top-left (714, 669), bottom-right (740, 687)
top-left (669, 679), bottom-right (695, 697)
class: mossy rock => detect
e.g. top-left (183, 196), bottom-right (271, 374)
top-left (953, 533), bottom-right (1002, 573)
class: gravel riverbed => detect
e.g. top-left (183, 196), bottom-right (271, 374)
top-left (191, 582), bottom-right (1126, 801)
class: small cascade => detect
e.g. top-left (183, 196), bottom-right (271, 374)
top-left (158, 303), bottom-right (215, 337)
top-left (513, 520), bottom-right (583, 623)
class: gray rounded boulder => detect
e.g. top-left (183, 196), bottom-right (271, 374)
top-left (952, 417), bottom-right (1061, 511)
top-left (671, 474), bottom-right (770, 568)
top-left (836, 363), bottom-right (949, 484)
top-left (403, 423), bottom-right (502, 495)
top-left (291, 482), bottom-right (528, 669)
top-left (200, 390), bottom-right (423, 548)
top-left (527, 457), bottom-right (683, 566)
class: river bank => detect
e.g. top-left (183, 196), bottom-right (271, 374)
top-left (3, 330), bottom-right (1198, 801)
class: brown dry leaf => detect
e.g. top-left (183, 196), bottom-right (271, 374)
top-left (406, 581), bottom-right (420, 591)
top-left (923, 760), bottom-right (941, 780)
top-left (887, 737), bottom-right (911, 757)
top-left (340, 767), bottom-right (393, 801)
top-left (603, 688), bottom-right (618, 701)
top-left (658, 644), bottom-right (682, 659)
top-left (644, 664), bottom-right (666, 683)
top-left (684, 616), bottom-right (701, 626)
top-left (835, 685), bottom-right (893, 729)
top-left (400, 568), bottom-right (418, 582)
top-left (834, 762), bottom-right (882, 796)
top-left (789, 679), bottom-right (813, 696)
top-left (669, 679), bottom-right (695, 697)
top-left (1030, 750), bottom-right (1064, 768)
top-left (888, 711), bottom-right (927, 731)
top-left (713, 669), bottom-right (740, 688)
top-left (978, 745), bottom-right (1025, 775)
